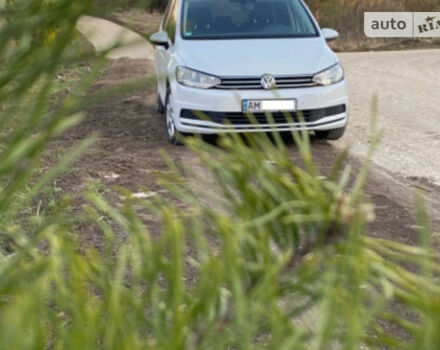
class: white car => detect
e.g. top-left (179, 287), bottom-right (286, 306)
top-left (151, 0), bottom-right (348, 145)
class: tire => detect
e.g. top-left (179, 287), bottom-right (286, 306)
top-left (165, 91), bottom-right (184, 146)
top-left (156, 87), bottom-right (165, 114)
top-left (315, 127), bottom-right (346, 141)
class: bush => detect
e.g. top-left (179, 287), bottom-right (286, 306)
top-left (1, 127), bottom-right (440, 348)
top-left (1, 0), bottom-right (440, 349)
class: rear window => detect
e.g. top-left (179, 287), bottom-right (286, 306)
top-left (181, 0), bottom-right (318, 40)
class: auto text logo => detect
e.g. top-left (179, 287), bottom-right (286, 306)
top-left (365, 12), bottom-right (440, 37)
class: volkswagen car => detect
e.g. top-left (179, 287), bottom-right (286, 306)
top-left (150, 0), bottom-right (348, 144)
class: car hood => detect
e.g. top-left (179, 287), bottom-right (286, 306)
top-left (176, 38), bottom-right (337, 77)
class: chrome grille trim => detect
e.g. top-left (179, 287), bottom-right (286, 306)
top-left (215, 75), bottom-right (317, 90)
top-left (180, 104), bottom-right (346, 125)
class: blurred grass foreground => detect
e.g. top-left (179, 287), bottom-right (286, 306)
top-left (1, 0), bottom-right (440, 349)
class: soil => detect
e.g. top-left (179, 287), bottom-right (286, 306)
top-left (47, 57), bottom-right (439, 251)
top-left (35, 56), bottom-right (439, 345)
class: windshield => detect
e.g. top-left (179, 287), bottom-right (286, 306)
top-left (181, 0), bottom-right (318, 40)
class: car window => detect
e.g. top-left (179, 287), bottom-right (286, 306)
top-left (163, 0), bottom-right (179, 42)
top-left (181, 0), bottom-right (318, 40)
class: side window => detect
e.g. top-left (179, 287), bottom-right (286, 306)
top-left (163, 0), bottom-right (178, 43)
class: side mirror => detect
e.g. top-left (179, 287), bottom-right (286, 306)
top-left (322, 28), bottom-right (339, 41)
top-left (150, 31), bottom-right (170, 48)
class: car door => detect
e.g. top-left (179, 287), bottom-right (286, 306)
top-left (155, 0), bottom-right (179, 102)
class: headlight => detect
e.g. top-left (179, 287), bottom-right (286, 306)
top-left (312, 63), bottom-right (344, 86)
top-left (176, 66), bottom-right (221, 89)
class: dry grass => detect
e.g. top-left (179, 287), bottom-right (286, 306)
top-left (111, 8), bottom-right (163, 38)
top-left (400, 0), bottom-right (439, 11)
top-left (111, 1), bottom-right (440, 51)
top-left (313, 0), bottom-right (440, 51)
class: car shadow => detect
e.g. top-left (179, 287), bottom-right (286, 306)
top-left (195, 131), bottom-right (336, 150)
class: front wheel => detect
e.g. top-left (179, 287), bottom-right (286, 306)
top-left (165, 91), bottom-right (184, 146)
top-left (315, 127), bottom-right (346, 141)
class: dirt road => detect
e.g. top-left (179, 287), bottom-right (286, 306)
top-left (66, 18), bottom-right (439, 248)
top-left (338, 49), bottom-right (440, 223)
top-left (76, 16), bottom-right (154, 59)
top-left (339, 49), bottom-right (440, 186)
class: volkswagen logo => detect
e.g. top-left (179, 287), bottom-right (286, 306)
top-left (260, 74), bottom-right (277, 90)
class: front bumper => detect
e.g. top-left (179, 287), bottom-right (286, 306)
top-left (171, 80), bottom-right (348, 134)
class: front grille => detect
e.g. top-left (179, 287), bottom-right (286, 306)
top-left (180, 105), bottom-right (346, 125)
top-left (215, 75), bottom-right (317, 90)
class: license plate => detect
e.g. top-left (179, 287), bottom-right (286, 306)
top-left (242, 99), bottom-right (296, 113)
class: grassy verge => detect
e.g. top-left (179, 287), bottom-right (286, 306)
top-left (2, 126), bottom-right (440, 349)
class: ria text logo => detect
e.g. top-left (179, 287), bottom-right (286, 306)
top-left (365, 12), bottom-right (440, 38)
top-left (418, 15), bottom-right (440, 35)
